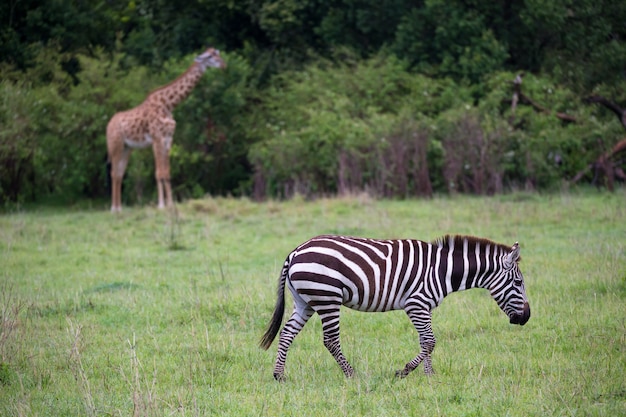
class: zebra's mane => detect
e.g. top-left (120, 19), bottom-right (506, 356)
top-left (433, 235), bottom-right (513, 254)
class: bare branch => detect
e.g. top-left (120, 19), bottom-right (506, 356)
top-left (511, 73), bottom-right (577, 123)
top-left (584, 95), bottom-right (626, 130)
top-left (570, 138), bottom-right (626, 190)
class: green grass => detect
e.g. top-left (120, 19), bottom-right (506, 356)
top-left (1, 189), bottom-right (625, 416)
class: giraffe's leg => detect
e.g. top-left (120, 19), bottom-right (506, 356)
top-left (152, 140), bottom-right (172, 209)
top-left (273, 305), bottom-right (314, 381)
top-left (155, 175), bottom-right (166, 210)
top-left (112, 176), bottom-right (122, 213)
top-left (317, 305), bottom-right (355, 377)
top-left (396, 306), bottom-right (436, 378)
top-left (162, 171), bottom-right (173, 208)
top-left (152, 119), bottom-right (176, 209)
top-left (161, 139), bottom-right (173, 207)
top-left (110, 147), bottom-right (131, 213)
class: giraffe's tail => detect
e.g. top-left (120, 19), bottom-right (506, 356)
top-left (104, 152), bottom-right (112, 191)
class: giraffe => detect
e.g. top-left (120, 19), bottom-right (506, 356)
top-left (106, 47), bottom-right (226, 212)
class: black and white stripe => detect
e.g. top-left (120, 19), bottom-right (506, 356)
top-left (260, 234), bottom-right (531, 380)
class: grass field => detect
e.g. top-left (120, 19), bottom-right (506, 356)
top-left (1, 190), bottom-right (625, 416)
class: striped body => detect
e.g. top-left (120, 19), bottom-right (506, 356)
top-left (260, 234), bottom-right (530, 380)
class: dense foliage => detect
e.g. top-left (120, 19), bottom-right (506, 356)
top-left (1, 0), bottom-right (625, 204)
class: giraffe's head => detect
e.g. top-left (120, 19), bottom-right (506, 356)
top-left (195, 48), bottom-right (226, 70)
top-left (491, 242), bottom-right (531, 326)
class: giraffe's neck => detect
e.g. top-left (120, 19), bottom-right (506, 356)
top-left (147, 63), bottom-right (206, 111)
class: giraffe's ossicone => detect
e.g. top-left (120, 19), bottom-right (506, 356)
top-left (106, 48), bottom-right (226, 212)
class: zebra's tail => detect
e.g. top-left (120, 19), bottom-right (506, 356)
top-left (259, 256), bottom-right (289, 350)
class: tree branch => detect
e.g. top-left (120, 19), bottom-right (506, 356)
top-left (584, 95), bottom-right (626, 130)
top-left (512, 73), bottom-right (577, 122)
top-left (570, 138), bottom-right (626, 189)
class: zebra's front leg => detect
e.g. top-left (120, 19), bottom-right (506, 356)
top-left (396, 306), bottom-right (436, 378)
top-left (320, 309), bottom-right (355, 377)
top-left (273, 307), bottom-right (313, 381)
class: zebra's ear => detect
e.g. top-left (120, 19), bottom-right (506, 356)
top-left (505, 242), bottom-right (521, 267)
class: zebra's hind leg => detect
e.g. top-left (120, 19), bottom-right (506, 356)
top-left (396, 306), bottom-right (436, 378)
top-left (319, 307), bottom-right (355, 378)
top-left (273, 306), bottom-right (314, 381)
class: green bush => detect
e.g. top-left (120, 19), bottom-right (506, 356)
top-left (249, 53), bottom-right (459, 198)
top-left (0, 48), bottom-right (252, 205)
top-left (479, 72), bottom-right (609, 190)
top-left (249, 60), bottom-right (620, 198)
top-left (169, 51), bottom-right (255, 198)
top-left (2, 46), bottom-right (623, 205)
top-left (0, 81), bottom-right (37, 204)
top-left (0, 49), bottom-right (156, 205)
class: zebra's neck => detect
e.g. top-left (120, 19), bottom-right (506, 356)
top-left (433, 236), bottom-right (505, 296)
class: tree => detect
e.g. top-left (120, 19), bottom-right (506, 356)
top-left (520, 0), bottom-right (626, 92)
top-left (0, 0), bottom-right (119, 80)
top-left (392, 0), bottom-right (509, 82)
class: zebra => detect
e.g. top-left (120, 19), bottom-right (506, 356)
top-left (260, 234), bottom-right (530, 380)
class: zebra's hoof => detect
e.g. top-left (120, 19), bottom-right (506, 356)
top-left (273, 372), bottom-right (285, 382)
top-left (395, 369), bottom-right (409, 378)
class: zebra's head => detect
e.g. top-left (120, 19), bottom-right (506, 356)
top-left (491, 242), bottom-right (530, 326)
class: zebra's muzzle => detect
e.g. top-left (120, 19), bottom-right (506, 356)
top-left (510, 302), bottom-right (531, 326)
